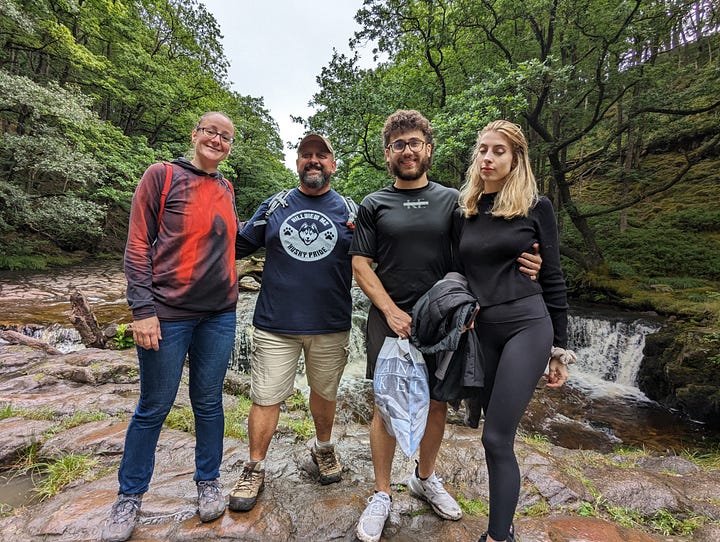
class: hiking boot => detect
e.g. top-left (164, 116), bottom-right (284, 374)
top-left (407, 468), bottom-right (462, 520)
top-left (355, 491), bottom-right (391, 542)
top-left (228, 461), bottom-right (265, 512)
top-left (197, 479), bottom-right (225, 522)
top-left (310, 441), bottom-right (342, 485)
top-left (101, 493), bottom-right (142, 542)
top-left (478, 523), bottom-right (518, 542)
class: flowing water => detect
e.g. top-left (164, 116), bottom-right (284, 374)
top-left (1, 260), bottom-right (718, 453)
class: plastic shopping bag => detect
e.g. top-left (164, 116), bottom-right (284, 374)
top-left (373, 337), bottom-right (430, 457)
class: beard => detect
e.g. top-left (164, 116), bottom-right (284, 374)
top-left (300, 166), bottom-right (331, 190)
top-left (390, 153), bottom-right (431, 181)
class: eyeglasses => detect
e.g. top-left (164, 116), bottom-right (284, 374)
top-left (387, 138), bottom-right (426, 153)
top-left (197, 126), bottom-right (235, 145)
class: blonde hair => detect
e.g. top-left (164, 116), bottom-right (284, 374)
top-left (458, 120), bottom-right (538, 218)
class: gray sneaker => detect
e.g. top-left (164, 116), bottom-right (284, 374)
top-left (101, 493), bottom-right (142, 542)
top-left (197, 479), bottom-right (225, 522)
top-left (407, 470), bottom-right (462, 520)
top-left (228, 461), bottom-right (265, 511)
top-left (355, 491), bottom-right (391, 542)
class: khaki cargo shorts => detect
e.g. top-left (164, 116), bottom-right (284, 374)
top-left (250, 328), bottom-right (350, 406)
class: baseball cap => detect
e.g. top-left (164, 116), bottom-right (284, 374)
top-left (298, 133), bottom-right (334, 155)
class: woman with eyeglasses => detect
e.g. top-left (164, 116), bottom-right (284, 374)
top-left (455, 120), bottom-right (573, 542)
top-left (102, 111), bottom-right (241, 542)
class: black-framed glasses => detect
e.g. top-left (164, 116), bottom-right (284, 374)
top-left (197, 126), bottom-right (235, 145)
top-left (387, 138), bottom-right (426, 153)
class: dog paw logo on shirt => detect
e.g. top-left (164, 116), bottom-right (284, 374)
top-left (279, 211), bottom-right (337, 262)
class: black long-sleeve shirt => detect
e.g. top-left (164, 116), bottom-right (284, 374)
top-left (455, 193), bottom-right (568, 347)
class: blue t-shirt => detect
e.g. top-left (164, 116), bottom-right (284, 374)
top-left (239, 188), bottom-right (354, 334)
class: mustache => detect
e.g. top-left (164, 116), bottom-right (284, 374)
top-left (303, 164), bottom-right (323, 173)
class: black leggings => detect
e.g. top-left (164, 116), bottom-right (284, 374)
top-left (473, 295), bottom-right (553, 541)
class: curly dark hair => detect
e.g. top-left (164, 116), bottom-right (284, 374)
top-left (382, 109), bottom-right (433, 148)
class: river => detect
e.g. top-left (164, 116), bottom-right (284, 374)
top-left (1, 259), bottom-right (718, 454)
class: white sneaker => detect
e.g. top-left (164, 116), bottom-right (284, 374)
top-left (355, 491), bottom-right (391, 542)
top-left (407, 470), bottom-right (462, 520)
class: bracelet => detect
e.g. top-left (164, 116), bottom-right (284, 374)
top-left (550, 346), bottom-right (576, 366)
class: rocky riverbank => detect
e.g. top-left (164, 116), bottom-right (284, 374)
top-left (0, 344), bottom-right (719, 542)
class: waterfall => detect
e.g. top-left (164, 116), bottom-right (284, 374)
top-left (10, 323), bottom-right (83, 354)
top-left (567, 313), bottom-right (661, 401)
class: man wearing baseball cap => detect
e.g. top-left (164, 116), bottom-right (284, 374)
top-left (228, 133), bottom-right (357, 512)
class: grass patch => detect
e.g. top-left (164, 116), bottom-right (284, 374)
top-left (42, 411), bottom-right (113, 439)
top-left (519, 432), bottom-right (550, 450)
top-left (283, 416), bottom-right (315, 440)
top-left (522, 499), bottom-right (550, 517)
top-left (284, 390), bottom-right (309, 412)
top-left (647, 509), bottom-right (705, 536)
top-left (32, 453), bottom-right (99, 501)
top-left (579, 490), bottom-right (708, 536)
top-left (680, 446), bottom-right (720, 470)
top-left (164, 406), bottom-right (195, 434)
top-left (58, 411), bottom-right (110, 431)
top-left (456, 492), bottom-right (488, 516)
top-left (224, 396), bottom-right (252, 440)
top-left (10, 443), bottom-right (42, 472)
top-left (0, 403), bottom-right (20, 420)
top-left (21, 407), bottom-right (58, 421)
top-left (163, 398), bottom-right (254, 440)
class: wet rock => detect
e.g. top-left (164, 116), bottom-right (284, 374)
top-left (239, 276), bottom-right (261, 291)
top-left (0, 417), bottom-right (55, 465)
top-left (1, 343), bottom-right (719, 542)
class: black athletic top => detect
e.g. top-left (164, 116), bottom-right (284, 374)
top-left (349, 182), bottom-right (458, 312)
top-left (455, 192), bottom-right (568, 347)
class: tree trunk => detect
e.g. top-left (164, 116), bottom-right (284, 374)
top-left (68, 291), bottom-right (109, 348)
top-left (0, 330), bottom-right (63, 355)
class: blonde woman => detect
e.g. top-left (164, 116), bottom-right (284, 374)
top-left (455, 120), bottom-right (573, 542)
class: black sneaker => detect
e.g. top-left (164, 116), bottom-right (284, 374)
top-left (101, 493), bottom-right (142, 542)
top-left (478, 523), bottom-right (518, 542)
top-left (197, 479), bottom-right (225, 522)
top-left (228, 461), bottom-right (265, 511)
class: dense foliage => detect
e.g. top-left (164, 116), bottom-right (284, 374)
top-left (304, 0), bottom-right (719, 288)
top-left (1, 1), bottom-right (718, 318)
top-left (0, 0), bottom-right (294, 268)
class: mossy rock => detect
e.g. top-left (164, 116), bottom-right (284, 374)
top-left (638, 324), bottom-right (720, 427)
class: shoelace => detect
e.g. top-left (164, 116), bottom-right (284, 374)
top-left (233, 466), bottom-right (260, 490)
top-left (109, 497), bottom-right (140, 524)
top-left (314, 447), bottom-right (338, 470)
top-left (198, 481), bottom-right (221, 503)
top-left (366, 494), bottom-right (390, 515)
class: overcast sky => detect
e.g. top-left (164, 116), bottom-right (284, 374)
top-left (202, 1), bottom-right (371, 169)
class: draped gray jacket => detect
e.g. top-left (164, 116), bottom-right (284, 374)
top-left (410, 272), bottom-right (483, 402)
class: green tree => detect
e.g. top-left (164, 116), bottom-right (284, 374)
top-left (0, 0), bottom-right (293, 264)
top-left (312, 0), bottom-right (720, 271)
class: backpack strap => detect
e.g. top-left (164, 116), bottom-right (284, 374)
top-left (157, 161), bottom-right (173, 229)
top-left (342, 195), bottom-right (358, 230)
top-left (252, 188), bottom-right (358, 230)
top-left (252, 188), bottom-right (292, 227)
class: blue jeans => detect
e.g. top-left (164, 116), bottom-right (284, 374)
top-left (117, 311), bottom-right (236, 495)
